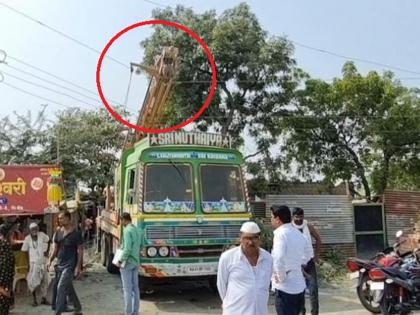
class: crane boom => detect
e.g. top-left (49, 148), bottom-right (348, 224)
top-left (126, 46), bottom-right (179, 147)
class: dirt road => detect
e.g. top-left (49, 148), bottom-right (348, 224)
top-left (10, 263), bottom-right (419, 315)
top-left (11, 264), bottom-right (374, 315)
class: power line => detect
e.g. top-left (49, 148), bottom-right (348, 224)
top-left (143, 0), bottom-right (420, 77)
top-left (290, 40), bottom-right (420, 76)
top-left (3, 63), bottom-right (107, 105)
top-left (2, 81), bottom-right (72, 109)
top-left (2, 53), bottom-right (138, 113)
top-left (124, 70), bottom-right (134, 108)
top-left (3, 70), bottom-right (99, 109)
top-left (5, 54), bottom-right (112, 100)
top-left (0, 2), bottom-right (129, 69)
top-left (143, 0), bottom-right (168, 8)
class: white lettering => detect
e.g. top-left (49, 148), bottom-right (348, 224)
top-left (158, 133), bottom-right (165, 144)
top-left (201, 133), bottom-right (208, 146)
top-left (216, 135), bottom-right (222, 147)
top-left (164, 133), bottom-right (171, 144)
top-left (174, 133), bottom-right (183, 145)
top-left (149, 132), bottom-right (231, 147)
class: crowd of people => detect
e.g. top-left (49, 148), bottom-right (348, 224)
top-left (217, 205), bottom-right (322, 315)
top-left (0, 205), bottom-right (320, 315)
top-left (117, 205), bottom-right (322, 315)
top-left (0, 211), bottom-right (84, 315)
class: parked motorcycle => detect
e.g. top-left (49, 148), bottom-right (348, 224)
top-left (368, 248), bottom-right (420, 314)
top-left (347, 230), bottom-right (412, 313)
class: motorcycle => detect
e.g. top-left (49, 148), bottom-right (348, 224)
top-left (347, 230), bottom-right (413, 313)
top-left (368, 248), bottom-right (420, 314)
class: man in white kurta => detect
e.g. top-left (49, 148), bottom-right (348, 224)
top-left (21, 222), bottom-right (50, 306)
top-left (217, 221), bottom-right (273, 315)
top-left (271, 205), bottom-right (312, 315)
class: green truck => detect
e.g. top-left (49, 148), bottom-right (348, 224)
top-left (98, 131), bottom-right (251, 288)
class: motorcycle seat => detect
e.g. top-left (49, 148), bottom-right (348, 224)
top-left (385, 267), bottom-right (410, 280)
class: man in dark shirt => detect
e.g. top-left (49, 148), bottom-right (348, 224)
top-left (48, 211), bottom-right (83, 315)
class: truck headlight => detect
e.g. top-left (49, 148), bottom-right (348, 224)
top-left (158, 246), bottom-right (169, 257)
top-left (147, 247), bottom-right (157, 257)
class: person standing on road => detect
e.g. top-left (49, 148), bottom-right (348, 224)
top-left (0, 224), bottom-right (15, 315)
top-left (292, 207), bottom-right (322, 315)
top-left (271, 205), bottom-right (312, 315)
top-left (48, 211), bottom-right (84, 315)
top-left (116, 213), bottom-right (141, 315)
top-left (217, 221), bottom-right (273, 315)
top-left (21, 222), bottom-right (51, 307)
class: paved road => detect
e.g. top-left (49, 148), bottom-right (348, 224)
top-left (11, 263), bottom-right (419, 315)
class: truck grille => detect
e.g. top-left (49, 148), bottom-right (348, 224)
top-left (146, 225), bottom-right (241, 240)
top-left (177, 245), bottom-right (224, 258)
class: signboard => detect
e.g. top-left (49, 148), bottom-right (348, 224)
top-left (148, 132), bottom-right (232, 148)
top-left (0, 165), bottom-right (58, 215)
top-left (326, 203), bottom-right (343, 213)
top-left (148, 151), bottom-right (236, 161)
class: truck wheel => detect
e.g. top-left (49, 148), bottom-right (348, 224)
top-left (139, 276), bottom-right (153, 294)
top-left (208, 276), bottom-right (217, 293)
top-left (106, 253), bottom-right (119, 274)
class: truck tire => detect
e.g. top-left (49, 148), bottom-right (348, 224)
top-left (139, 276), bottom-right (152, 294)
top-left (208, 276), bottom-right (217, 293)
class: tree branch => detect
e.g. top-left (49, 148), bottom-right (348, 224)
top-left (244, 148), bottom-right (266, 160)
top-left (220, 82), bottom-right (235, 135)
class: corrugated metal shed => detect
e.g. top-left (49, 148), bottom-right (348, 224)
top-left (250, 201), bottom-right (266, 219)
top-left (266, 195), bottom-right (354, 244)
top-left (384, 190), bottom-right (420, 245)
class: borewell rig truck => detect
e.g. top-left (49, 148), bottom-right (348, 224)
top-left (97, 47), bottom-right (251, 289)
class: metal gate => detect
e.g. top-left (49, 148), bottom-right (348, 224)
top-left (354, 203), bottom-right (386, 258)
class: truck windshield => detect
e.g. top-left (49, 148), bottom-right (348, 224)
top-left (200, 165), bottom-right (246, 213)
top-left (144, 163), bottom-right (194, 213)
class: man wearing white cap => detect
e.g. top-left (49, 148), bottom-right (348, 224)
top-left (217, 221), bottom-right (273, 315)
top-left (21, 222), bottom-right (50, 306)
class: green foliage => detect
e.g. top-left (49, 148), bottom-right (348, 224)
top-left (42, 107), bottom-right (129, 194)
top-left (254, 218), bottom-right (273, 251)
top-left (0, 107), bottom-right (50, 164)
top-left (318, 247), bottom-right (347, 283)
top-left (141, 3), bottom-right (302, 148)
top-left (281, 62), bottom-right (420, 197)
top-left (0, 106), bottom-right (128, 199)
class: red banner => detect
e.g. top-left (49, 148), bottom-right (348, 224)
top-left (0, 165), bottom-right (59, 215)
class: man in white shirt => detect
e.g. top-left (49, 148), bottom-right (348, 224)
top-left (271, 205), bottom-right (312, 315)
top-left (217, 221), bottom-right (273, 315)
top-left (292, 207), bottom-right (321, 315)
top-left (21, 222), bottom-right (50, 307)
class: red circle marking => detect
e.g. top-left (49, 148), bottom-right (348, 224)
top-left (96, 20), bottom-right (217, 133)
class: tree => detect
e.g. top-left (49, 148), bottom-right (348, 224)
top-left (0, 105), bottom-right (50, 164)
top-left (42, 107), bottom-right (128, 196)
top-left (141, 3), bottom-right (302, 147)
top-left (280, 62), bottom-right (420, 198)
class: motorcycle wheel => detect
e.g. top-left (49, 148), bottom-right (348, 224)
top-left (379, 285), bottom-right (409, 315)
top-left (356, 273), bottom-right (381, 314)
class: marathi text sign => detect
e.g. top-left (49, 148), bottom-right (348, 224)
top-left (0, 165), bottom-right (57, 215)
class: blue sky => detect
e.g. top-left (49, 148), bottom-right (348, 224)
top-left (1, 0), bottom-right (419, 133)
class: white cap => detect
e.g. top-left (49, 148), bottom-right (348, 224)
top-left (29, 222), bottom-right (38, 229)
top-left (240, 221), bottom-right (261, 234)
